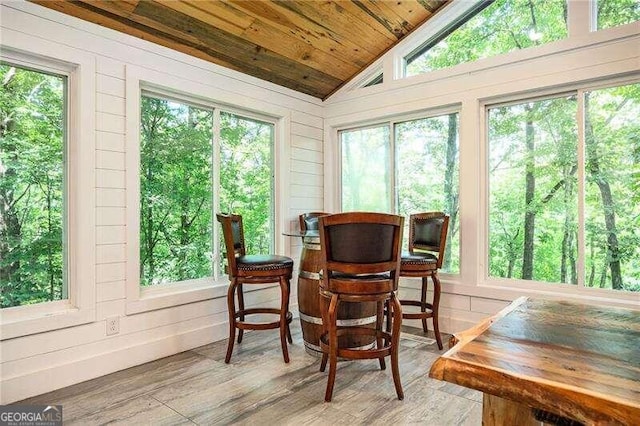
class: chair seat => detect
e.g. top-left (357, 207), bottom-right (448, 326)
top-left (401, 251), bottom-right (437, 266)
top-left (237, 254), bottom-right (293, 271)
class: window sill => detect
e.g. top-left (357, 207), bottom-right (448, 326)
top-left (0, 301), bottom-right (96, 340)
top-left (399, 275), bottom-right (640, 310)
top-left (125, 278), bottom-right (279, 315)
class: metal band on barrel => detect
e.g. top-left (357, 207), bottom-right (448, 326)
top-left (299, 312), bottom-right (377, 326)
top-left (303, 242), bottom-right (321, 250)
top-left (299, 270), bottom-right (321, 280)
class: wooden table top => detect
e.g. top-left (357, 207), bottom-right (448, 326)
top-left (429, 297), bottom-right (640, 425)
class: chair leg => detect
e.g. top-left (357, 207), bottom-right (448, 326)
top-left (376, 300), bottom-right (386, 371)
top-left (385, 299), bottom-right (392, 336)
top-left (431, 272), bottom-right (443, 350)
top-left (279, 277), bottom-right (290, 363)
top-left (285, 278), bottom-right (293, 344)
top-left (390, 293), bottom-right (404, 400)
top-left (225, 279), bottom-right (238, 364)
top-left (325, 294), bottom-right (339, 402)
top-left (237, 283), bottom-right (245, 343)
top-left (319, 292), bottom-right (329, 373)
top-left (420, 277), bottom-right (429, 333)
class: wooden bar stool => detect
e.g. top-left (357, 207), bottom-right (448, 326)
top-left (399, 212), bottom-right (449, 350)
top-left (317, 212), bottom-right (404, 402)
top-left (216, 213), bottom-right (294, 363)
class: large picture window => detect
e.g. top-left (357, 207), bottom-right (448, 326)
top-left (396, 114), bottom-right (460, 272)
top-left (487, 82), bottom-right (640, 292)
top-left (405, 0), bottom-right (568, 78)
top-left (0, 63), bottom-right (67, 308)
top-left (140, 93), bottom-right (275, 286)
top-left (488, 95), bottom-right (578, 283)
top-left (339, 112), bottom-right (460, 273)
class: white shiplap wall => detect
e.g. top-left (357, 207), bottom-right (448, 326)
top-left (0, 1), bottom-right (323, 404)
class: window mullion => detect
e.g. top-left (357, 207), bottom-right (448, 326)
top-left (212, 108), bottom-right (221, 280)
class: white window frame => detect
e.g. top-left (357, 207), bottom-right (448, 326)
top-left (0, 39), bottom-right (96, 339)
top-left (479, 75), bottom-right (640, 299)
top-left (125, 65), bottom-right (290, 315)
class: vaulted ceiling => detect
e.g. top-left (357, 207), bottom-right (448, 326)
top-left (31, 1), bottom-right (449, 99)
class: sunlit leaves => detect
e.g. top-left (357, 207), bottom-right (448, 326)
top-left (0, 64), bottom-right (65, 308)
top-left (140, 96), bottom-right (275, 286)
top-left (406, 0), bottom-right (567, 76)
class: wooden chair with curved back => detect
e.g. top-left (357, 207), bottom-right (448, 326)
top-left (318, 212), bottom-right (404, 402)
top-left (399, 212), bottom-right (449, 350)
top-left (216, 213), bottom-right (294, 363)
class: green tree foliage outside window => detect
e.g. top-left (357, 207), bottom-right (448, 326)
top-left (219, 112), bottom-right (274, 265)
top-left (396, 114), bottom-right (460, 273)
top-left (406, 0), bottom-right (568, 77)
top-left (489, 96), bottom-right (578, 284)
top-left (489, 84), bottom-right (640, 292)
top-left (140, 96), bottom-right (213, 286)
top-left (1, 64), bottom-right (66, 308)
top-left (340, 115), bottom-right (461, 274)
top-left (584, 84), bottom-right (640, 292)
top-left (340, 125), bottom-right (391, 213)
top-left (597, 0), bottom-right (640, 29)
top-left (140, 95), bottom-right (275, 286)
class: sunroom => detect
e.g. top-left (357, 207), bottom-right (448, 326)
top-left (1, 0), bottom-right (638, 424)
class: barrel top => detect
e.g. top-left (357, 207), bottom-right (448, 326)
top-left (283, 230), bottom-right (320, 238)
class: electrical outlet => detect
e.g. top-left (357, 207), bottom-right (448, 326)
top-left (106, 317), bottom-right (119, 336)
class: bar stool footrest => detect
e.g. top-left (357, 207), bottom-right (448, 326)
top-left (319, 327), bottom-right (392, 360)
top-left (235, 309), bottom-right (293, 331)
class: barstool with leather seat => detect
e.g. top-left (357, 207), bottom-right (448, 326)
top-left (399, 212), bottom-right (449, 350)
top-left (217, 213), bottom-right (294, 363)
top-left (317, 212), bottom-right (404, 402)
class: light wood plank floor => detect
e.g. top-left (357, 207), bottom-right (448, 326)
top-left (19, 323), bottom-right (482, 425)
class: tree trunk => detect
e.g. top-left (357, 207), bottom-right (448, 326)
top-left (584, 97), bottom-right (622, 290)
top-left (443, 114), bottom-right (459, 270)
top-left (522, 105), bottom-right (536, 280)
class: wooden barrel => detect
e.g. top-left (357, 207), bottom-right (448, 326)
top-left (297, 233), bottom-right (377, 357)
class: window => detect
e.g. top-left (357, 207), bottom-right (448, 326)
top-left (219, 112), bottom-right (274, 258)
top-left (140, 96), bottom-right (213, 286)
top-left (396, 114), bottom-right (460, 272)
top-left (584, 83), bottom-right (640, 291)
top-left (487, 82), bottom-right (640, 292)
top-left (405, 0), bottom-right (568, 77)
top-left (596, 0), bottom-right (640, 30)
top-left (488, 95), bottom-right (578, 283)
top-left (363, 74), bottom-right (383, 88)
top-left (340, 125), bottom-right (391, 213)
top-left (339, 112), bottom-right (460, 273)
top-left (0, 63), bottom-right (67, 308)
top-left (140, 93), bottom-right (275, 287)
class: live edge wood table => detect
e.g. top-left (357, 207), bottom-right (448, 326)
top-left (429, 297), bottom-right (640, 425)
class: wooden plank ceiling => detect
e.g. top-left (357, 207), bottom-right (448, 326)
top-left (31, 0), bottom-right (449, 99)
